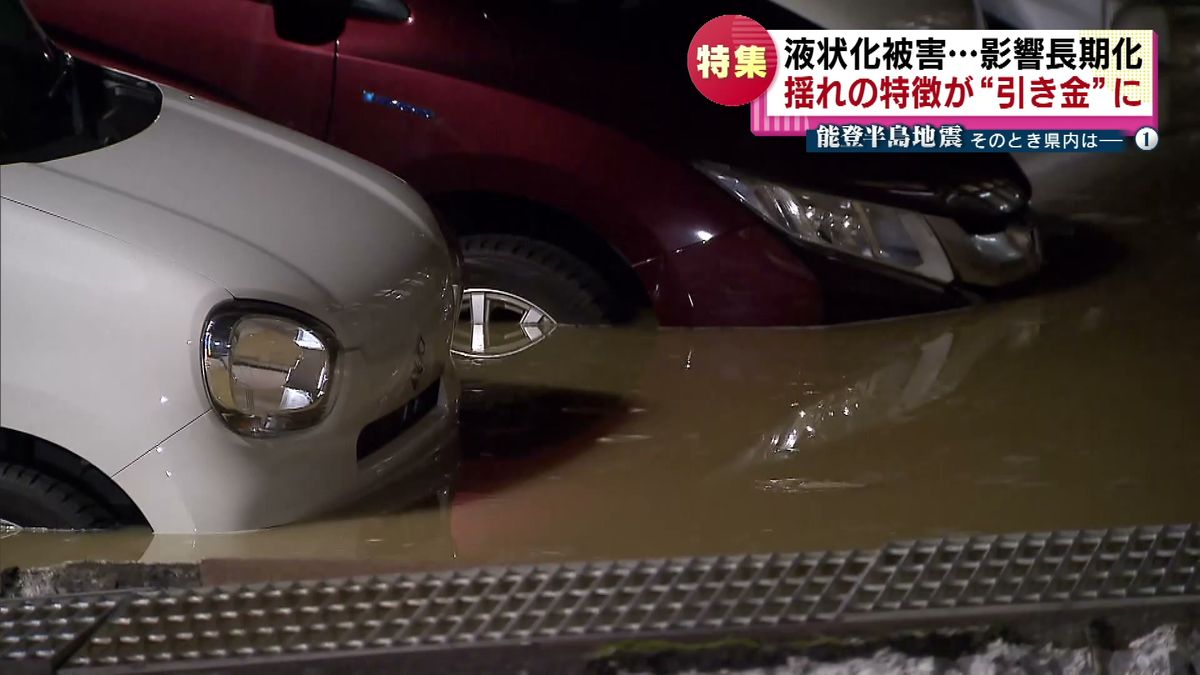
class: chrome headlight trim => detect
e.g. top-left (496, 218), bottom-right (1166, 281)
top-left (201, 302), bottom-right (339, 438)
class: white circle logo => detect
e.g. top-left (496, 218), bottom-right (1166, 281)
top-left (1134, 127), bottom-right (1159, 151)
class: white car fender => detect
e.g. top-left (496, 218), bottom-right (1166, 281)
top-left (0, 195), bottom-right (229, 478)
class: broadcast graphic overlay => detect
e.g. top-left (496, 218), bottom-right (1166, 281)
top-left (690, 16), bottom-right (1158, 153)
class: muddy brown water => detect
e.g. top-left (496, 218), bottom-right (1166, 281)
top-left (3, 133), bottom-right (1198, 573)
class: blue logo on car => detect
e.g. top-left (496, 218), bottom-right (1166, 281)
top-left (362, 90), bottom-right (436, 120)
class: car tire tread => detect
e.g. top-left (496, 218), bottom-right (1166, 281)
top-left (0, 462), bottom-right (116, 529)
top-left (461, 234), bottom-right (616, 324)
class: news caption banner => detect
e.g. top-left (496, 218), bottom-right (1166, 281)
top-left (688, 16), bottom-right (1159, 153)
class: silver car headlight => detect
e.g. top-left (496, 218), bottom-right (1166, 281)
top-left (201, 304), bottom-right (337, 437)
top-left (698, 162), bottom-right (955, 284)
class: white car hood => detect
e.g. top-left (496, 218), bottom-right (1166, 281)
top-left (1, 83), bottom-right (452, 347)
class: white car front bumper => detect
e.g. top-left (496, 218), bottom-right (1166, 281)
top-left (114, 361), bottom-right (459, 534)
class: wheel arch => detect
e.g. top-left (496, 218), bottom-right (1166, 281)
top-left (0, 427), bottom-right (148, 527)
top-left (429, 191), bottom-right (652, 323)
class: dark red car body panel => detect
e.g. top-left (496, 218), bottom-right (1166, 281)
top-left (29, 0), bottom-right (1026, 326)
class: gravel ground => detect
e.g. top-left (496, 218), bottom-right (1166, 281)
top-left (0, 561), bottom-right (199, 599)
top-left (659, 625), bottom-right (1200, 675)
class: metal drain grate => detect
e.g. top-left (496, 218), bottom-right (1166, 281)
top-left (2, 524), bottom-right (1197, 670)
top-left (0, 592), bottom-right (123, 663)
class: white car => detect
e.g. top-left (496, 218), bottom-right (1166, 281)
top-left (0, 0), bottom-right (461, 534)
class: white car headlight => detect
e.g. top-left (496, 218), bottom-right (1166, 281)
top-left (202, 305), bottom-right (337, 437)
top-left (698, 162), bottom-right (955, 284)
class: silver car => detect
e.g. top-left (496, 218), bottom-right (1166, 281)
top-left (0, 0), bottom-right (461, 534)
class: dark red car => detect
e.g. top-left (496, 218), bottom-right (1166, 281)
top-left (30, 0), bottom-right (1041, 356)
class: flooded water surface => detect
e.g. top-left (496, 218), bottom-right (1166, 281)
top-left (4, 136), bottom-right (1198, 573)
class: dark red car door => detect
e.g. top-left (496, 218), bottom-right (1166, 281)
top-left (28, 0), bottom-right (335, 138)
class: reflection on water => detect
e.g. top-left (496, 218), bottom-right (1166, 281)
top-left (750, 309), bottom-right (1042, 460)
top-left (3, 137), bottom-right (1199, 573)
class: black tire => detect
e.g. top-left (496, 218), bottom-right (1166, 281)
top-left (0, 463), bottom-right (115, 529)
top-left (461, 234), bottom-right (616, 324)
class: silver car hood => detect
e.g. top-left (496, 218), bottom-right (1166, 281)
top-left (1, 83), bottom-right (453, 347)
top-left (769, 0), bottom-right (981, 28)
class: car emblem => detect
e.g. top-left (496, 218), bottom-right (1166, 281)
top-left (362, 90), bottom-right (436, 120)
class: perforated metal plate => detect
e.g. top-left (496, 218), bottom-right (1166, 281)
top-left (0, 592), bottom-right (123, 665)
top-left (3, 524), bottom-right (1197, 672)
